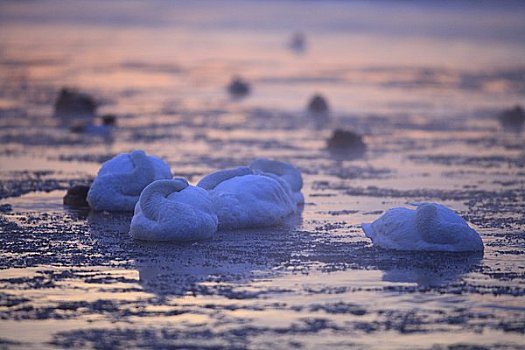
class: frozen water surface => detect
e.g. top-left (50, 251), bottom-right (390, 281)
top-left (0, 0), bottom-right (524, 349)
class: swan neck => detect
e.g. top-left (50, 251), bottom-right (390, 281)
top-left (198, 166), bottom-right (252, 190)
top-left (139, 179), bottom-right (188, 219)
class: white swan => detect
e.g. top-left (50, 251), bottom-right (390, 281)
top-left (87, 150), bottom-right (172, 211)
top-left (362, 203), bottom-right (484, 252)
top-left (130, 178), bottom-right (218, 241)
top-left (249, 158), bottom-right (304, 204)
top-left (197, 166), bottom-right (296, 230)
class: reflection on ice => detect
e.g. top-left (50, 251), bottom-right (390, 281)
top-left (381, 252), bottom-right (483, 287)
top-left (134, 210), bottom-right (303, 297)
top-left (87, 210), bottom-right (133, 236)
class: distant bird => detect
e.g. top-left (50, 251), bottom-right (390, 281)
top-left (362, 203), bottom-right (484, 252)
top-left (499, 105), bottom-right (524, 130)
top-left (63, 185), bottom-right (91, 208)
top-left (327, 129), bottom-right (366, 152)
top-left (288, 32), bottom-right (306, 54)
top-left (130, 178), bottom-right (218, 241)
top-left (87, 150), bottom-right (172, 212)
top-left (197, 166), bottom-right (296, 230)
top-left (54, 88), bottom-right (96, 123)
top-left (307, 94), bottom-right (329, 114)
top-left (227, 77), bottom-right (251, 98)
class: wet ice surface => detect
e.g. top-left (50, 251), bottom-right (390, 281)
top-left (1, 1), bottom-right (525, 349)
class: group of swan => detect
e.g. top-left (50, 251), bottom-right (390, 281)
top-left (85, 150), bottom-right (304, 241)
top-left (81, 150), bottom-right (483, 252)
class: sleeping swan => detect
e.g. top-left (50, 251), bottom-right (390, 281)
top-left (197, 166), bottom-right (296, 230)
top-left (87, 150), bottom-right (171, 211)
top-left (249, 158), bottom-right (304, 204)
top-left (362, 203), bottom-right (484, 252)
top-left (130, 178), bottom-right (218, 241)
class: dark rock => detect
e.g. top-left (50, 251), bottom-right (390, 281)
top-left (101, 114), bottom-right (117, 126)
top-left (54, 88), bottom-right (96, 120)
top-left (227, 77), bottom-right (250, 97)
top-left (307, 94), bottom-right (329, 114)
top-left (499, 105), bottom-right (524, 129)
top-left (327, 129), bottom-right (366, 150)
top-left (289, 32), bottom-right (306, 53)
top-left (63, 185), bottom-right (91, 208)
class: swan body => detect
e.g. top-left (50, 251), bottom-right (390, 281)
top-left (362, 203), bottom-right (484, 252)
top-left (130, 178), bottom-right (218, 241)
top-left (249, 158), bottom-right (304, 204)
top-left (87, 150), bottom-right (172, 211)
top-left (197, 166), bottom-right (296, 229)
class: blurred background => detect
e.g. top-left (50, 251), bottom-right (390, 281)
top-left (1, 0), bottom-right (524, 176)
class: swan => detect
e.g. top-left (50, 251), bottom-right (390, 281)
top-left (362, 203), bottom-right (484, 252)
top-left (130, 178), bottom-right (218, 241)
top-left (197, 166), bottom-right (296, 230)
top-left (87, 150), bottom-right (172, 211)
top-left (249, 158), bottom-right (304, 204)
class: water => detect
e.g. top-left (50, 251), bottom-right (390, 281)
top-left (0, 1), bottom-right (524, 349)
